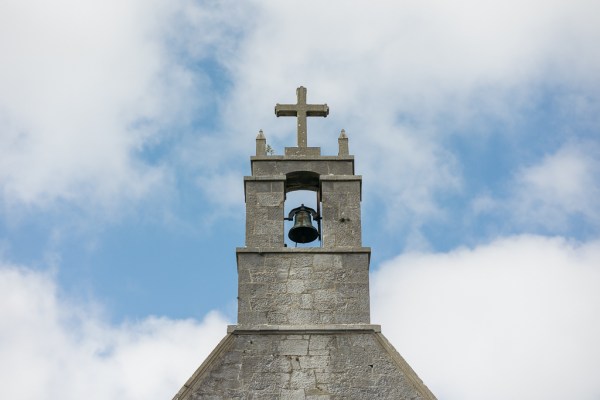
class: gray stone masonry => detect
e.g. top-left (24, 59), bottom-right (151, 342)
top-left (246, 155), bottom-right (363, 251)
top-left (244, 176), bottom-right (286, 247)
top-left (173, 327), bottom-right (437, 400)
top-left (250, 156), bottom-right (355, 177)
top-left (237, 248), bottom-right (370, 326)
top-left (320, 176), bottom-right (362, 248)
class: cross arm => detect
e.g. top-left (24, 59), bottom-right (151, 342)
top-left (306, 104), bottom-right (329, 117)
top-left (274, 104), bottom-right (298, 117)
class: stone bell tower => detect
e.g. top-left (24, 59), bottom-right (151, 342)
top-left (173, 87), bottom-right (437, 399)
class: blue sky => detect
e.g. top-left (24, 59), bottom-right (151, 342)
top-left (1, 1), bottom-right (599, 399)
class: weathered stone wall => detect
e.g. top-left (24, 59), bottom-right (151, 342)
top-left (182, 330), bottom-right (436, 400)
top-left (237, 249), bottom-right (370, 326)
top-left (244, 177), bottom-right (286, 247)
top-left (320, 176), bottom-right (362, 248)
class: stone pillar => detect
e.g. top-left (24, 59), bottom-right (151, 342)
top-left (320, 175), bottom-right (362, 248)
top-left (244, 176), bottom-right (285, 247)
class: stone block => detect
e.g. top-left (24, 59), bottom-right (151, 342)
top-left (279, 339), bottom-right (309, 355)
top-left (289, 370), bottom-right (317, 389)
top-left (287, 309), bottom-right (319, 324)
top-left (300, 294), bottom-right (313, 309)
top-left (299, 355), bottom-right (330, 370)
top-left (238, 311), bottom-right (267, 325)
top-left (309, 335), bottom-right (333, 351)
top-left (290, 255), bottom-right (313, 269)
top-left (257, 192), bottom-right (284, 206)
top-left (248, 181), bottom-right (273, 193)
top-left (306, 394), bottom-right (331, 400)
top-left (289, 266), bottom-right (312, 280)
top-left (287, 279), bottom-right (306, 294)
top-left (252, 161), bottom-right (277, 175)
top-left (280, 389), bottom-right (306, 400)
top-left (284, 146), bottom-right (321, 156)
top-left (266, 312), bottom-right (288, 324)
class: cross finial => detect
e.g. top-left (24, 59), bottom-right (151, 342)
top-left (275, 86), bottom-right (329, 147)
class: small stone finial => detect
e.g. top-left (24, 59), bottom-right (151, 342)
top-left (256, 129), bottom-right (267, 156)
top-left (338, 129), bottom-right (349, 156)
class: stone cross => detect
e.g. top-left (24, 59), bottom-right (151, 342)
top-left (275, 86), bottom-right (329, 147)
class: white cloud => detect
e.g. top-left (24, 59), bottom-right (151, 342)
top-left (0, 263), bottom-right (228, 400)
top-left (512, 142), bottom-right (600, 229)
top-left (3, 0), bottom-right (598, 227)
top-left (473, 141), bottom-right (600, 233)
top-left (195, 0), bottom-right (600, 226)
top-left (0, 0), bottom-right (243, 210)
top-left (372, 235), bottom-right (600, 400)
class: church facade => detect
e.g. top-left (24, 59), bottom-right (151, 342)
top-left (173, 87), bottom-right (437, 400)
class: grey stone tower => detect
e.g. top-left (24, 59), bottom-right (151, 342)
top-left (173, 87), bottom-right (437, 400)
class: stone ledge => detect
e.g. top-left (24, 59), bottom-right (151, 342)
top-left (227, 324), bottom-right (381, 334)
top-left (244, 175), bottom-right (287, 181)
top-left (251, 155), bottom-right (355, 161)
top-left (319, 175), bottom-right (362, 181)
top-left (236, 247), bottom-right (371, 254)
top-left (244, 174), bottom-right (362, 180)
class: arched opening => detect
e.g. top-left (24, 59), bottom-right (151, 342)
top-left (284, 171), bottom-right (321, 247)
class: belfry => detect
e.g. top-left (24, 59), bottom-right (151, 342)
top-left (173, 87), bottom-right (437, 399)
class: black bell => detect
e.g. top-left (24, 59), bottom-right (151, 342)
top-left (287, 204), bottom-right (320, 244)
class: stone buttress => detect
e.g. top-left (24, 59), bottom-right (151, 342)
top-left (173, 87), bottom-right (437, 400)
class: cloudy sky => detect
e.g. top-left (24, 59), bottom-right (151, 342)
top-left (1, 0), bottom-right (599, 399)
